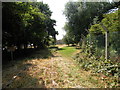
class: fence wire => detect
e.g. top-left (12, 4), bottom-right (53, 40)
top-left (81, 31), bottom-right (120, 61)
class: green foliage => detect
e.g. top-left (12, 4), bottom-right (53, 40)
top-left (63, 34), bottom-right (75, 46)
top-left (3, 2), bottom-right (57, 49)
top-left (102, 10), bottom-right (120, 32)
top-left (63, 2), bottom-right (116, 44)
top-left (89, 24), bottom-right (104, 34)
top-left (73, 9), bottom-right (120, 88)
top-left (73, 51), bottom-right (119, 87)
top-left (89, 10), bottom-right (120, 54)
top-left (89, 10), bottom-right (120, 35)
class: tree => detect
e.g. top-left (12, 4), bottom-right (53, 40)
top-left (2, 2), bottom-right (57, 49)
top-left (63, 1), bottom-right (117, 44)
top-left (89, 10), bottom-right (120, 34)
top-left (89, 10), bottom-right (120, 58)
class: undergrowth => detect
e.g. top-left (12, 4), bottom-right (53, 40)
top-left (73, 49), bottom-right (120, 88)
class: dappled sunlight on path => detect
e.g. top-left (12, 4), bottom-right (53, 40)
top-left (3, 51), bottom-right (84, 88)
top-left (3, 46), bottom-right (101, 88)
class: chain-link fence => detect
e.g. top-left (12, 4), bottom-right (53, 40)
top-left (77, 31), bottom-right (120, 88)
top-left (81, 31), bottom-right (120, 61)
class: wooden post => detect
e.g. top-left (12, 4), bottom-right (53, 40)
top-left (105, 31), bottom-right (108, 61)
top-left (89, 33), bottom-right (91, 54)
top-left (100, 23), bottom-right (109, 61)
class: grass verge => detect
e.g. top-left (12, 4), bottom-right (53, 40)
top-left (57, 46), bottom-right (114, 88)
top-left (58, 46), bottom-right (77, 58)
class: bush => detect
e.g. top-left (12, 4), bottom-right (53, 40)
top-left (73, 50), bottom-right (119, 87)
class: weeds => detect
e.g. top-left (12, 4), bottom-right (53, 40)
top-left (73, 49), bottom-right (119, 88)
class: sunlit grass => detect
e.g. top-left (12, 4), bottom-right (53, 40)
top-left (58, 46), bottom-right (77, 58)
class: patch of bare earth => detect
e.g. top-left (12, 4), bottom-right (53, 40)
top-left (56, 44), bottom-right (67, 48)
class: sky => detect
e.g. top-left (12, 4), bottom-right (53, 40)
top-left (37, 0), bottom-right (113, 40)
top-left (37, 0), bottom-right (71, 40)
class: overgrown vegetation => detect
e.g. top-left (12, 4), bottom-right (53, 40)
top-left (63, 2), bottom-right (119, 45)
top-left (63, 1), bottom-right (120, 88)
top-left (73, 51), bottom-right (119, 88)
top-left (58, 46), bottom-right (115, 88)
top-left (72, 10), bottom-right (120, 88)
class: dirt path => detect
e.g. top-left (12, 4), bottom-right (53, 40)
top-left (3, 46), bottom-right (99, 88)
top-left (55, 44), bottom-right (67, 48)
top-left (41, 52), bottom-right (84, 88)
top-left (25, 52), bottom-right (84, 88)
top-left (50, 52), bottom-right (84, 88)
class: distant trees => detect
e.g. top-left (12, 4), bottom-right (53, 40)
top-left (63, 1), bottom-right (118, 45)
top-left (2, 2), bottom-right (57, 49)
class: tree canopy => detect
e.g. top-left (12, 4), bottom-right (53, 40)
top-left (63, 1), bottom-right (118, 45)
top-left (2, 2), bottom-right (58, 49)
top-left (89, 10), bottom-right (120, 34)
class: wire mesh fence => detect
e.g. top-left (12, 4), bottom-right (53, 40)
top-left (81, 31), bottom-right (120, 61)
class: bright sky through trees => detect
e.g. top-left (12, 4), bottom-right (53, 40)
top-left (37, 0), bottom-right (113, 40)
top-left (37, 0), bottom-right (72, 40)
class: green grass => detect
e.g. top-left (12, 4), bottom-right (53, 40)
top-left (57, 46), bottom-right (109, 88)
top-left (58, 46), bottom-right (77, 58)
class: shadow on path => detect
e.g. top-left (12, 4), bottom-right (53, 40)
top-left (2, 48), bottom-right (53, 69)
top-left (57, 48), bottom-right (65, 51)
top-left (2, 63), bottom-right (46, 88)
